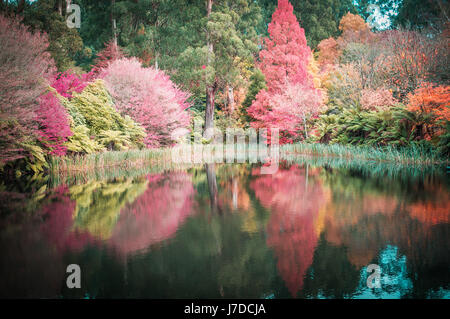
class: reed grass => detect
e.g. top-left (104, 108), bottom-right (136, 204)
top-left (280, 143), bottom-right (447, 165)
top-left (49, 143), bottom-right (448, 186)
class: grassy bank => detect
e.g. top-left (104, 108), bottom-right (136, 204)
top-left (50, 148), bottom-right (172, 173)
top-left (47, 142), bottom-right (448, 187)
top-left (280, 143), bottom-right (448, 165)
top-left (50, 143), bottom-right (448, 176)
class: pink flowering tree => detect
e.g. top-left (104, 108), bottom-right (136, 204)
top-left (101, 58), bottom-right (191, 147)
top-left (0, 14), bottom-right (55, 165)
top-left (267, 82), bottom-right (323, 139)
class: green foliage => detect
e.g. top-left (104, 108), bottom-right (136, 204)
top-left (97, 130), bottom-right (133, 151)
top-left (67, 80), bottom-right (145, 151)
top-left (69, 80), bottom-right (123, 134)
top-left (314, 106), bottom-right (414, 146)
top-left (242, 68), bottom-right (267, 109)
top-left (65, 125), bottom-right (103, 154)
top-left (240, 68), bottom-right (267, 125)
top-left (394, 0), bottom-right (447, 29)
top-left (437, 121), bottom-right (450, 158)
top-left (18, 142), bottom-right (48, 174)
top-left (2, 141), bottom-right (49, 175)
top-left (59, 80), bottom-right (145, 154)
top-left (22, 0), bottom-right (83, 71)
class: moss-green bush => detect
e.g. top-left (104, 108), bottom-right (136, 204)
top-left (59, 80), bottom-right (145, 153)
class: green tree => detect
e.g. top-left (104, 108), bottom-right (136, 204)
top-left (172, 0), bottom-right (261, 138)
top-left (21, 0), bottom-right (83, 71)
top-left (394, 0), bottom-right (449, 30)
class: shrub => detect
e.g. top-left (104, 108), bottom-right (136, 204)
top-left (101, 58), bottom-right (191, 148)
top-left (0, 14), bottom-right (55, 167)
top-left (65, 79), bottom-right (145, 151)
top-left (36, 91), bottom-right (73, 156)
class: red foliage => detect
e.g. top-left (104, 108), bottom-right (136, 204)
top-left (407, 83), bottom-right (450, 122)
top-left (36, 92), bottom-right (73, 156)
top-left (258, 0), bottom-right (311, 92)
top-left (406, 83), bottom-right (450, 140)
top-left (247, 1), bottom-right (321, 143)
top-left (0, 14), bottom-right (56, 164)
top-left (378, 30), bottom-right (438, 100)
top-left (250, 166), bottom-right (323, 296)
top-left (101, 58), bottom-right (191, 147)
top-left (91, 39), bottom-right (125, 75)
top-left (51, 70), bottom-right (94, 98)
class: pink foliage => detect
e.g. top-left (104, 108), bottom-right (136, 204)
top-left (360, 88), bottom-right (398, 111)
top-left (40, 185), bottom-right (98, 252)
top-left (247, 1), bottom-right (321, 142)
top-left (251, 82), bottom-right (323, 139)
top-left (109, 172), bottom-right (195, 255)
top-left (51, 70), bottom-right (94, 98)
top-left (36, 92), bottom-right (73, 156)
top-left (0, 14), bottom-right (56, 164)
top-left (101, 58), bottom-right (191, 147)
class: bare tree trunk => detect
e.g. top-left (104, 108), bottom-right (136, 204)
top-left (205, 84), bottom-right (217, 138)
top-left (57, 0), bottom-right (63, 16)
top-left (227, 85), bottom-right (234, 114)
top-left (232, 178), bottom-right (238, 210)
top-left (66, 0), bottom-right (72, 15)
top-left (205, 164), bottom-right (221, 214)
top-left (204, 0), bottom-right (215, 139)
top-left (111, 0), bottom-right (118, 46)
top-left (303, 116), bottom-right (308, 139)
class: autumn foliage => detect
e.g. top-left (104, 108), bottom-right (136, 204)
top-left (407, 84), bottom-right (450, 122)
top-left (250, 166), bottom-right (324, 297)
top-left (0, 14), bottom-right (55, 165)
top-left (36, 92), bottom-right (73, 156)
top-left (91, 39), bottom-right (125, 76)
top-left (101, 58), bottom-right (191, 147)
top-left (247, 0), bottom-right (322, 143)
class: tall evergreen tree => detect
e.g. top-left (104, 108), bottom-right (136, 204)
top-left (257, 0), bottom-right (356, 47)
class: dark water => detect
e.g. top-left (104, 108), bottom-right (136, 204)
top-left (1, 161), bottom-right (449, 299)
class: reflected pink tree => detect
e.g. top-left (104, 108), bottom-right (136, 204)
top-left (39, 185), bottom-right (97, 252)
top-left (109, 172), bottom-right (195, 255)
top-left (250, 166), bottom-right (324, 297)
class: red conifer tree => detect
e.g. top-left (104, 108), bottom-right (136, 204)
top-left (259, 0), bottom-right (311, 92)
top-left (247, 0), bottom-right (321, 142)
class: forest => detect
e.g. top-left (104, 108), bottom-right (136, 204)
top-left (0, 0), bottom-right (449, 176)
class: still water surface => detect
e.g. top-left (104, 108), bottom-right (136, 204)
top-left (1, 161), bottom-right (449, 298)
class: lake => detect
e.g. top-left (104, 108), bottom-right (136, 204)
top-left (1, 159), bottom-right (449, 298)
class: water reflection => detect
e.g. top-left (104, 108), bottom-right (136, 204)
top-left (250, 165), bottom-right (324, 297)
top-left (0, 162), bottom-right (448, 298)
